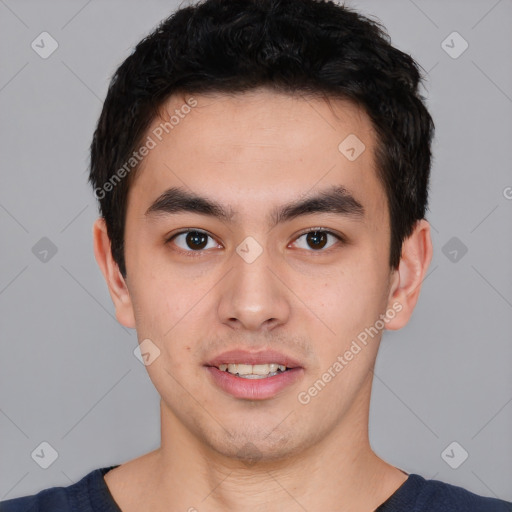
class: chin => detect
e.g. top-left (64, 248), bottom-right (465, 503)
top-left (203, 423), bottom-right (308, 465)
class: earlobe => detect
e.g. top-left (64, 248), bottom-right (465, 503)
top-left (385, 219), bottom-right (433, 331)
top-left (92, 217), bottom-right (136, 329)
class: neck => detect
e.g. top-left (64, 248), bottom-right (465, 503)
top-left (130, 373), bottom-right (407, 511)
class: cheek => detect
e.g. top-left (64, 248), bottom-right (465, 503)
top-left (127, 261), bottom-right (180, 344)
top-left (302, 257), bottom-right (388, 353)
top-left (129, 263), bottom-right (218, 354)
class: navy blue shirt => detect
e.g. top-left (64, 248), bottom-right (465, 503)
top-left (1, 465), bottom-right (511, 511)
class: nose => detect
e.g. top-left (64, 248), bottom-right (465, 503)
top-left (217, 245), bottom-right (291, 332)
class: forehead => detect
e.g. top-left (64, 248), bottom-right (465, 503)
top-left (129, 88), bottom-right (387, 224)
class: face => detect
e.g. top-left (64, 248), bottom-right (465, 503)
top-left (116, 89), bottom-right (402, 462)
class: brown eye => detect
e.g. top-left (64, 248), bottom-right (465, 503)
top-left (185, 231), bottom-right (209, 250)
top-left (170, 230), bottom-right (218, 251)
top-left (291, 230), bottom-right (341, 251)
top-left (305, 231), bottom-right (328, 249)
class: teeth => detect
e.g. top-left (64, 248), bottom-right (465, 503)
top-left (218, 363), bottom-right (288, 377)
top-left (236, 364), bottom-right (252, 375)
top-left (239, 374), bottom-right (274, 379)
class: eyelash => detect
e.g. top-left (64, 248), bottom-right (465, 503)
top-left (165, 228), bottom-right (346, 256)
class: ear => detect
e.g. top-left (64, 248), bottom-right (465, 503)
top-left (92, 217), bottom-right (136, 329)
top-left (385, 219), bottom-right (433, 330)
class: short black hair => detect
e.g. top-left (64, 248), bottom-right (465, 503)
top-left (89, 0), bottom-right (434, 278)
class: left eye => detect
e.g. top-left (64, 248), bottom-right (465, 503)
top-left (171, 230), bottom-right (220, 251)
top-left (291, 230), bottom-right (341, 251)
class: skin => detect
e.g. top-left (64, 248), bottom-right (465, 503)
top-left (93, 87), bottom-right (432, 512)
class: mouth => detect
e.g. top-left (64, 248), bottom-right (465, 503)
top-left (204, 349), bottom-right (304, 399)
top-left (215, 362), bottom-right (290, 379)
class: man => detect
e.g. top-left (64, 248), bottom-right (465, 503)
top-left (2, 0), bottom-right (511, 510)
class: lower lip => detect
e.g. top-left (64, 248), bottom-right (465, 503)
top-left (205, 366), bottom-right (304, 400)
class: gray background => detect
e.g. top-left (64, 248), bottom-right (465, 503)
top-left (1, 0), bottom-right (511, 503)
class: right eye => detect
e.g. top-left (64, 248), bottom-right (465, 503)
top-left (167, 229), bottom-right (222, 253)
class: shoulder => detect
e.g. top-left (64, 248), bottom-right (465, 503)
top-left (408, 474), bottom-right (512, 512)
top-left (0, 466), bottom-right (119, 512)
top-left (0, 486), bottom-right (69, 512)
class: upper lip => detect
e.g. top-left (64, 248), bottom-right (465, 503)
top-left (205, 349), bottom-right (303, 369)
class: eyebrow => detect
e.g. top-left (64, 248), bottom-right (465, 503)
top-left (145, 185), bottom-right (365, 226)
